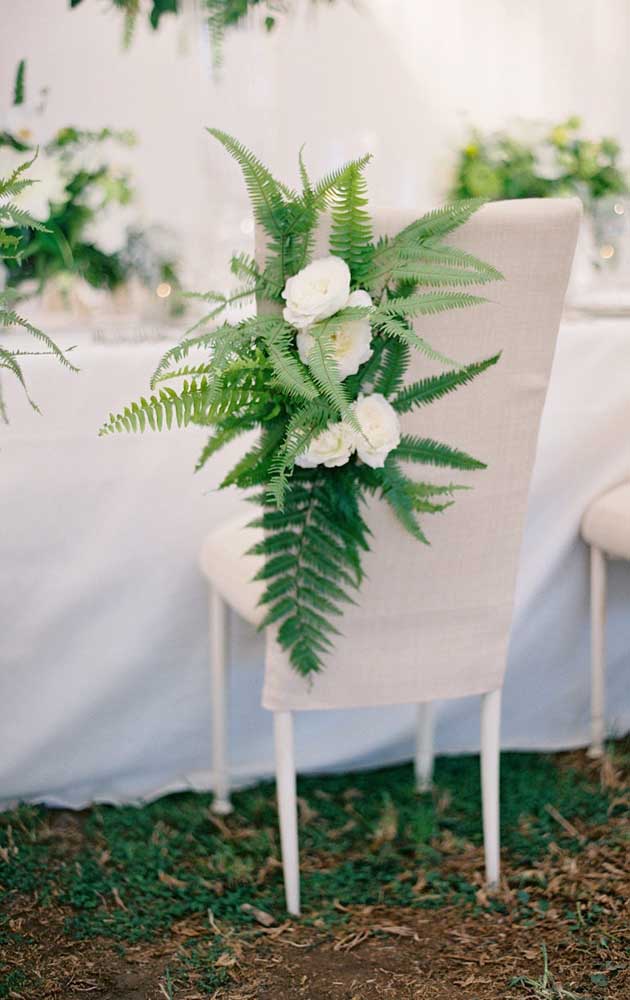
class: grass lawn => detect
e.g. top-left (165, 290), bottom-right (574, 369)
top-left (0, 741), bottom-right (628, 999)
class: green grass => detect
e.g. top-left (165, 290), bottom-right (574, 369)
top-left (0, 750), bottom-right (625, 995)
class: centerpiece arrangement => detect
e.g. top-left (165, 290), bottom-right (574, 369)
top-left (100, 131), bottom-right (502, 676)
top-left (0, 63), bottom-right (181, 314)
top-left (450, 117), bottom-right (628, 204)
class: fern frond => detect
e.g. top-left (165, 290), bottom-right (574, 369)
top-left (207, 128), bottom-right (292, 237)
top-left (195, 424), bottom-right (249, 472)
top-left (0, 307), bottom-right (79, 372)
top-left (0, 203), bottom-right (50, 232)
top-left (99, 377), bottom-right (242, 437)
top-left (401, 241), bottom-right (504, 281)
top-left (153, 362), bottom-right (215, 384)
top-left (266, 401), bottom-right (332, 507)
top-left (395, 434), bottom-right (486, 470)
top-left (311, 153), bottom-right (372, 209)
top-left (0, 346), bottom-right (38, 412)
top-left (377, 460), bottom-right (428, 544)
top-left (394, 199), bottom-right (485, 244)
top-left (376, 291), bottom-right (487, 321)
top-left (373, 338), bottom-right (409, 397)
top-left (376, 315), bottom-right (462, 368)
top-left (261, 321), bottom-right (319, 400)
top-left (328, 160), bottom-right (373, 284)
top-left (298, 145), bottom-right (312, 195)
top-left (393, 354), bottom-right (500, 413)
top-left (221, 421), bottom-right (286, 489)
top-left (369, 261), bottom-right (500, 289)
top-left (150, 321), bottom-right (250, 388)
top-left (304, 318), bottom-right (356, 426)
top-left (254, 469), bottom-right (368, 675)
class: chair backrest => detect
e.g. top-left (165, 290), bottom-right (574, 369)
top-left (258, 198), bottom-right (581, 711)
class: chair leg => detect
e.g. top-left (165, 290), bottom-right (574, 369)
top-left (274, 711), bottom-right (300, 916)
top-left (480, 688), bottom-right (501, 887)
top-left (415, 702), bottom-right (434, 792)
top-left (209, 587), bottom-right (232, 815)
top-left (588, 545), bottom-right (607, 759)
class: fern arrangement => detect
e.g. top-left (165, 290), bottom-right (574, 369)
top-left (0, 156), bottom-right (77, 421)
top-left (100, 131), bottom-right (503, 677)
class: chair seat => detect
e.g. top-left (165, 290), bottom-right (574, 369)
top-left (200, 515), bottom-right (265, 626)
top-left (581, 481), bottom-right (630, 560)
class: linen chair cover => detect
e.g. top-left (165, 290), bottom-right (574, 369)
top-left (581, 481), bottom-right (630, 560)
top-left (257, 199), bottom-right (581, 712)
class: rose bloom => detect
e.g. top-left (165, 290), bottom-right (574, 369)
top-left (282, 256), bottom-right (351, 329)
top-left (296, 288), bottom-right (373, 379)
top-left (295, 420), bottom-right (355, 469)
top-left (352, 392), bottom-right (401, 468)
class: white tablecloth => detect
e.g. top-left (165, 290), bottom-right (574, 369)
top-left (1, 319), bottom-right (630, 808)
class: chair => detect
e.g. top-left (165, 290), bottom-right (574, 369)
top-left (199, 198), bottom-right (581, 914)
top-left (581, 480), bottom-right (630, 757)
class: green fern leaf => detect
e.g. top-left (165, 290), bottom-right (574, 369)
top-left (207, 128), bottom-right (292, 237)
top-left (395, 434), bottom-right (486, 470)
top-left (328, 160), bottom-right (373, 284)
top-left (394, 199), bottom-right (485, 244)
top-left (376, 291), bottom-right (487, 321)
top-left (261, 321), bottom-right (319, 400)
top-left (393, 354), bottom-right (500, 413)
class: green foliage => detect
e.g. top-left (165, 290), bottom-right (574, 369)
top-left (329, 160), bottom-right (373, 285)
top-left (1, 68), bottom-right (181, 307)
top-left (0, 747), bottom-right (620, 996)
top-left (70, 0), bottom-right (178, 46)
top-left (0, 157), bottom-right (77, 421)
top-left (13, 60), bottom-right (25, 107)
top-left (252, 469), bottom-right (367, 675)
top-left (101, 134), bottom-right (503, 674)
top-left (451, 119), bottom-right (629, 205)
top-left (395, 434), bottom-right (486, 470)
top-left (393, 354), bottom-right (500, 413)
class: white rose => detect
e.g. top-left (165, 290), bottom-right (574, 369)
top-left (296, 289), bottom-right (373, 379)
top-left (295, 420), bottom-right (355, 469)
top-left (352, 392), bottom-right (401, 468)
top-left (83, 200), bottom-right (137, 255)
top-left (282, 256), bottom-right (351, 329)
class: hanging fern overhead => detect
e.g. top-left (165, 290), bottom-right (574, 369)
top-left (101, 132), bottom-right (502, 677)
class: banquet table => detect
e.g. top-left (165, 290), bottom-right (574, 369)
top-left (1, 317), bottom-right (630, 808)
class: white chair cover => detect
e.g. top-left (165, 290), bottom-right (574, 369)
top-left (259, 199), bottom-right (581, 711)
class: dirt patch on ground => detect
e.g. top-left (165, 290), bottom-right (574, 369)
top-left (1, 746), bottom-right (628, 999)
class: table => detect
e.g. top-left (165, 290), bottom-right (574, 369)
top-left (1, 319), bottom-right (629, 807)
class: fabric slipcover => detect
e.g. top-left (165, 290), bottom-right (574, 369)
top-left (200, 517), bottom-right (265, 625)
top-left (257, 198), bottom-right (581, 711)
top-left (581, 481), bottom-right (630, 560)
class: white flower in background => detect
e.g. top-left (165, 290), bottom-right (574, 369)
top-left (0, 145), bottom-right (66, 221)
top-left (296, 288), bottom-right (373, 379)
top-left (295, 420), bottom-right (355, 469)
top-left (4, 102), bottom-right (44, 146)
top-left (282, 255), bottom-right (351, 329)
top-left (535, 143), bottom-right (564, 181)
top-left (352, 392), bottom-right (401, 468)
top-left (83, 200), bottom-right (138, 255)
top-left (64, 138), bottom-right (129, 178)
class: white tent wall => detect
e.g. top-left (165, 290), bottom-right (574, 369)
top-left (3, 0), bottom-right (630, 286)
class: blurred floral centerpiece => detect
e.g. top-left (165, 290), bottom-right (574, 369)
top-left (450, 118), bottom-right (630, 285)
top-left (0, 63), bottom-right (182, 323)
